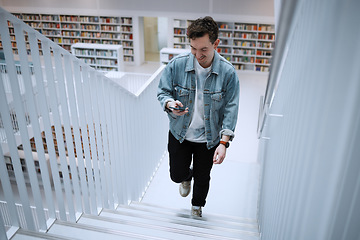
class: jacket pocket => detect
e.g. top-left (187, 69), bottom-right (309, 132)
top-left (174, 86), bottom-right (190, 107)
top-left (211, 92), bottom-right (224, 111)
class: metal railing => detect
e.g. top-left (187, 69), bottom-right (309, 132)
top-left (257, 0), bottom-right (360, 239)
top-left (0, 7), bottom-right (168, 239)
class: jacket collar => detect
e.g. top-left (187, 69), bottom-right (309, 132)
top-left (185, 50), bottom-right (220, 75)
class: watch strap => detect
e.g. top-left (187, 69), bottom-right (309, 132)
top-left (220, 140), bottom-right (229, 148)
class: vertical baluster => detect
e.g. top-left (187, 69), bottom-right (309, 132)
top-left (138, 93), bottom-right (146, 198)
top-left (89, 72), bottom-right (108, 209)
top-left (82, 69), bottom-right (102, 212)
top-left (96, 74), bottom-right (114, 208)
top-left (127, 91), bottom-right (138, 201)
top-left (119, 90), bottom-right (131, 203)
top-left (0, 206), bottom-right (8, 240)
top-left (63, 55), bottom-right (90, 214)
top-left (104, 80), bottom-right (119, 207)
top-left (0, 120), bottom-right (19, 234)
top-left (76, 64), bottom-right (97, 214)
top-left (27, 32), bottom-right (57, 226)
top-left (52, 49), bottom-right (82, 219)
top-left (14, 23), bottom-right (51, 232)
top-left (27, 34), bottom-right (66, 222)
top-left (112, 86), bottom-right (126, 204)
top-left (42, 41), bottom-right (75, 221)
top-left (0, 14), bottom-right (35, 231)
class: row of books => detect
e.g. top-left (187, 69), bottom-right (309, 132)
top-left (174, 28), bottom-right (187, 35)
top-left (257, 50), bottom-right (272, 56)
top-left (14, 13), bottom-right (132, 24)
top-left (123, 56), bottom-right (134, 62)
top-left (234, 24), bottom-right (257, 31)
top-left (234, 40), bottom-right (256, 47)
top-left (174, 37), bottom-right (187, 43)
top-left (102, 40), bottom-right (121, 45)
top-left (233, 64), bottom-right (270, 72)
top-left (81, 25), bottom-right (100, 31)
top-left (74, 49), bottom-right (95, 56)
top-left (96, 50), bottom-right (118, 57)
top-left (256, 58), bottom-right (270, 64)
top-left (234, 33), bottom-right (257, 39)
top-left (121, 41), bottom-right (133, 47)
top-left (123, 49), bottom-right (134, 55)
top-left (257, 42), bottom-right (274, 49)
top-left (62, 31), bottom-right (80, 37)
top-left (233, 56), bottom-right (255, 63)
top-left (233, 49), bottom-right (256, 55)
top-left (101, 26), bottom-right (122, 32)
top-left (95, 59), bottom-right (118, 66)
top-left (217, 48), bottom-right (231, 54)
top-left (101, 33), bottom-right (121, 39)
top-left (41, 15), bottom-right (60, 21)
top-left (62, 38), bottom-right (80, 44)
top-left (258, 34), bottom-right (275, 40)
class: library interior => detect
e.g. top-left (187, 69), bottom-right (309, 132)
top-left (2, 0), bottom-right (360, 239)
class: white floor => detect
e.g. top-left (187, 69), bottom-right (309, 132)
top-left (140, 69), bottom-right (268, 220)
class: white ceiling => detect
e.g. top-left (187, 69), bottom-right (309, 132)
top-left (0, 0), bottom-right (274, 23)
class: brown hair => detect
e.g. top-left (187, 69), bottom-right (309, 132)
top-left (187, 16), bottom-right (219, 44)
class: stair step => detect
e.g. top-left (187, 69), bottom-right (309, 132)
top-left (48, 220), bottom-right (169, 240)
top-left (125, 201), bottom-right (259, 229)
top-left (100, 209), bottom-right (259, 240)
top-left (11, 229), bottom-right (80, 240)
top-left (79, 214), bottom-right (255, 240)
top-left (103, 208), bottom-right (258, 235)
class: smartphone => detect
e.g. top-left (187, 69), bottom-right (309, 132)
top-left (169, 106), bottom-right (186, 111)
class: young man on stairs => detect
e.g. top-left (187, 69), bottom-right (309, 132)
top-left (157, 16), bottom-right (240, 217)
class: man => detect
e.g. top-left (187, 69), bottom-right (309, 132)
top-left (157, 16), bottom-right (240, 217)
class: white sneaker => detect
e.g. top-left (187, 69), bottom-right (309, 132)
top-left (179, 181), bottom-right (191, 197)
top-left (191, 206), bottom-right (202, 217)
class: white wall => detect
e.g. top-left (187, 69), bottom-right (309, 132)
top-left (274, 0), bottom-right (281, 33)
top-left (157, 17), bottom-right (168, 50)
top-left (0, 0), bottom-right (274, 22)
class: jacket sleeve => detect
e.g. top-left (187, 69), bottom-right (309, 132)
top-left (157, 63), bottom-right (175, 113)
top-left (220, 70), bottom-right (240, 141)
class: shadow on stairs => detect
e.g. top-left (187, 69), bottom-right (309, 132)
top-left (11, 202), bottom-right (259, 240)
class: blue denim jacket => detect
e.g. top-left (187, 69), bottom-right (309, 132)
top-left (157, 51), bottom-right (240, 149)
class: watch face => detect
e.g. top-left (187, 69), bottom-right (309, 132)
top-left (220, 141), bottom-right (229, 148)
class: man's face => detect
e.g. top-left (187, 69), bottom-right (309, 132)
top-left (190, 34), bottom-right (219, 68)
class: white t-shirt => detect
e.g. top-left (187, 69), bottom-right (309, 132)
top-left (185, 59), bottom-right (212, 142)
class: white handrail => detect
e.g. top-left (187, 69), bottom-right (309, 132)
top-left (0, 7), bottom-right (168, 238)
top-left (257, 0), bottom-right (303, 138)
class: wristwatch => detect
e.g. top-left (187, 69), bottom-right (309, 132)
top-left (220, 140), bottom-right (229, 148)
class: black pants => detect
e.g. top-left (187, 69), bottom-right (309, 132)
top-left (168, 132), bottom-right (216, 207)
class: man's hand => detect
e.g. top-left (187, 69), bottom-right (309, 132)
top-left (213, 135), bottom-right (230, 164)
top-left (213, 144), bottom-right (226, 164)
top-left (167, 100), bottom-right (189, 116)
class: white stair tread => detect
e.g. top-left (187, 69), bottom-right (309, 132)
top-left (48, 220), bottom-right (169, 240)
top-left (101, 209), bottom-right (259, 236)
top-left (125, 201), bottom-right (258, 228)
top-left (130, 201), bottom-right (257, 223)
top-left (11, 229), bottom-right (80, 240)
top-left (79, 214), bottom-right (254, 240)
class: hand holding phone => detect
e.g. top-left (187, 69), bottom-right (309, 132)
top-left (169, 106), bottom-right (186, 111)
top-left (167, 100), bottom-right (188, 115)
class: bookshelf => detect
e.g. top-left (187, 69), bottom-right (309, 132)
top-left (160, 47), bottom-right (190, 65)
top-left (71, 43), bottom-right (124, 72)
top-left (170, 19), bottom-right (275, 72)
top-left (5, 12), bottom-right (135, 64)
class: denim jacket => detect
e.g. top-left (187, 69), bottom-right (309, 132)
top-left (157, 51), bottom-right (240, 149)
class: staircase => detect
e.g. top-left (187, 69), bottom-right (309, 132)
top-left (11, 202), bottom-right (260, 240)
